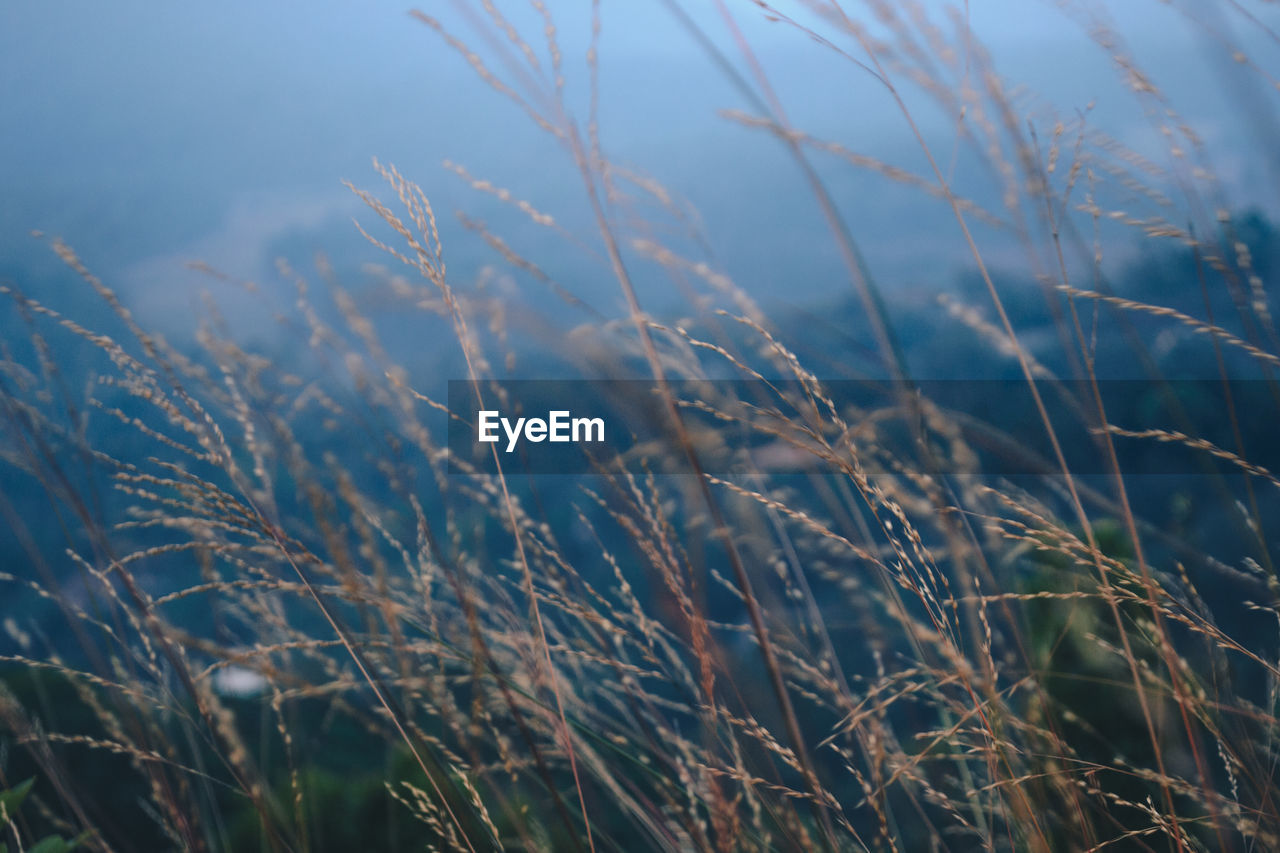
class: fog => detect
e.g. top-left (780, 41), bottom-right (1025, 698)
top-left (3, 1), bottom-right (1277, 338)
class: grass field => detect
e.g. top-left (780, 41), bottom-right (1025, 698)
top-left (3, 2), bottom-right (1280, 851)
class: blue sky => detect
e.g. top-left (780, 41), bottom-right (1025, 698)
top-left (2, 1), bottom-right (1277, 335)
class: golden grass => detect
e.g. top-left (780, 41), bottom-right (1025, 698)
top-left (3, 2), bottom-right (1280, 851)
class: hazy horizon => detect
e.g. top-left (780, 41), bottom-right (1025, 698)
top-left (4, 1), bottom-right (1278, 340)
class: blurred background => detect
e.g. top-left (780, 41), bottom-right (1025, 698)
top-left (3, 1), bottom-right (1278, 342)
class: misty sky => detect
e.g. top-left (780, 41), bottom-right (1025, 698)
top-left (2, 1), bottom-right (1277, 335)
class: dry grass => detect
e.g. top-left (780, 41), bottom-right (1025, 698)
top-left (2, 2), bottom-right (1280, 851)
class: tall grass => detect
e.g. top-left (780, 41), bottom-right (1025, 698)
top-left (2, 2), bottom-right (1280, 851)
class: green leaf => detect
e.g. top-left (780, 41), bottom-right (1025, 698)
top-left (28, 835), bottom-right (79, 853)
top-left (0, 779), bottom-right (35, 828)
